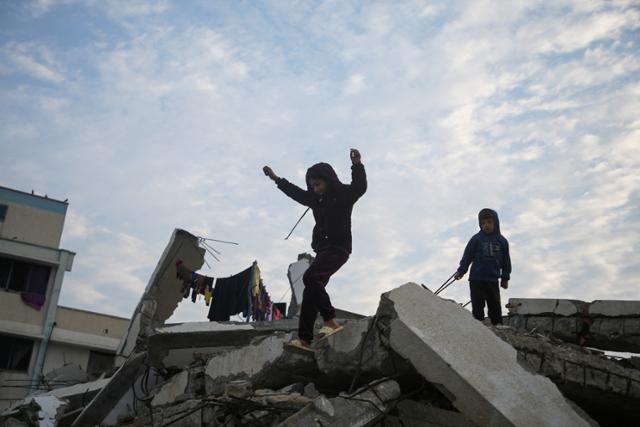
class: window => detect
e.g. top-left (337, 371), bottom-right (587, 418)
top-left (87, 351), bottom-right (115, 378)
top-left (0, 257), bottom-right (51, 295)
top-left (0, 204), bottom-right (7, 221)
top-left (0, 334), bottom-right (34, 371)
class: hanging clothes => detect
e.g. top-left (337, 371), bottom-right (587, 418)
top-left (208, 265), bottom-right (255, 321)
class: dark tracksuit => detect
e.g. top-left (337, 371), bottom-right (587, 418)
top-left (276, 162), bottom-right (367, 342)
top-left (457, 209), bottom-right (511, 325)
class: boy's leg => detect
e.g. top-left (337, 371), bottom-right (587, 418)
top-left (298, 248), bottom-right (349, 343)
top-left (485, 282), bottom-right (503, 325)
top-left (469, 281), bottom-right (486, 321)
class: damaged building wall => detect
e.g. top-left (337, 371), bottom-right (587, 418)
top-left (115, 229), bottom-right (205, 365)
top-left (506, 298), bottom-right (640, 353)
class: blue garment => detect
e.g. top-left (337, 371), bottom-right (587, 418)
top-left (457, 209), bottom-right (511, 283)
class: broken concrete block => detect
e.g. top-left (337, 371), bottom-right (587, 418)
top-left (204, 332), bottom-right (317, 395)
top-left (379, 283), bottom-right (593, 427)
top-left (313, 317), bottom-right (402, 388)
top-left (277, 378), bottom-right (400, 427)
top-left (151, 370), bottom-right (190, 407)
top-left (225, 380), bottom-right (252, 398)
top-left (303, 382), bottom-right (319, 399)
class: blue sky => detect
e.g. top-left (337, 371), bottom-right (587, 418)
top-left (1, 0), bottom-right (639, 322)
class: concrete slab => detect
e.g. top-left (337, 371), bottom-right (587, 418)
top-left (277, 378), bottom-right (400, 427)
top-left (507, 298), bottom-right (583, 316)
top-left (379, 283), bottom-right (593, 427)
top-left (590, 300), bottom-right (640, 317)
top-left (115, 229), bottom-right (205, 364)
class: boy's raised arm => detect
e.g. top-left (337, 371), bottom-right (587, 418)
top-left (348, 148), bottom-right (367, 200)
top-left (263, 165), bottom-right (314, 207)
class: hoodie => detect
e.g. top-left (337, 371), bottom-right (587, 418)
top-left (457, 208), bottom-right (511, 283)
top-left (276, 162), bottom-right (367, 253)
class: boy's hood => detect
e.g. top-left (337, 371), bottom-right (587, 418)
top-left (305, 163), bottom-right (342, 191)
top-left (478, 208), bottom-right (501, 235)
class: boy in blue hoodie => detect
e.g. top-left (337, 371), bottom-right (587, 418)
top-left (263, 149), bottom-right (367, 352)
top-left (454, 208), bottom-right (511, 325)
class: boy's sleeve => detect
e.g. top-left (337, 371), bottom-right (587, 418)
top-left (347, 163), bottom-right (367, 201)
top-left (457, 236), bottom-right (476, 275)
top-left (276, 178), bottom-right (315, 207)
top-left (501, 238), bottom-right (511, 280)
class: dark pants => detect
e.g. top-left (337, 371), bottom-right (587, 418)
top-left (298, 247), bottom-right (349, 342)
top-left (469, 280), bottom-right (502, 325)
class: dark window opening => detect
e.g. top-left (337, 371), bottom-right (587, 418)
top-left (87, 351), bottom-right (115, 378)
top-left (0, 257), bottom-right (51, 295)
top-left (0, 204), bottom-right (7, 221)
top-left (0, 334), bottom-right (34, 371)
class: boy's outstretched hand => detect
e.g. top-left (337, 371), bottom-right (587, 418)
top-left (263, 166), bottom-right (279, 182)
top-left (454, 271), bottom-right (464, 280)
top-left (501, 279), bottom-right (509, 289)
top-left (350, 148), bottom-right (361, 164)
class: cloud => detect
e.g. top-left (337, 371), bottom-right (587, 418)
top-left (1, 0), bottom-right (638, 322)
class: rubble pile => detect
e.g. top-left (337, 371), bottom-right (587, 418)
top-left (3, 231), bottom-right (639, 426)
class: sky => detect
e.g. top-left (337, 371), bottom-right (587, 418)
top-left (0, 0), bottom-right (639, 323)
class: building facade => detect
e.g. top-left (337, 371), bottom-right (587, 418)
top-left (0, 186), bottom-right (128, 409)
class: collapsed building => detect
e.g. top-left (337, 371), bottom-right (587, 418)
top-left (2, 229), bottom-right (639, 427)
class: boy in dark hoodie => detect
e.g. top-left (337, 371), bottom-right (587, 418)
top-left (263, 149), bottom-right (367, 351)
top-left (454, 208), bottom-right (511, 325)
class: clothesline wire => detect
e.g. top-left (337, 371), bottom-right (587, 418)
top-left (199, 237), bottom-right (239, 245)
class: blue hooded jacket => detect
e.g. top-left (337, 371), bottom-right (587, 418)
top-left (457, 208), bottom-right (511, 283)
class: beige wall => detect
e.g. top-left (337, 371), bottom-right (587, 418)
top-left (42, 342), bottom-right (90, 375)
top-left (0, 292), bottom-right (45, 327)
top-left (0, 203), bottom-right (65, 249)
top-left (56, 307), bottom-right (129, 341)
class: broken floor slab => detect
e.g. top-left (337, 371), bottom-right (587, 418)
top-left (148, 320), bottom-right (300, 369)
top-left (379, 283), bottom-right (593, 427)
top-left (506, 298), bottom-right (640, 353)
top-left (115, 229), bottom-right (205, 365)
top-left (277, 378), bottom-right (400, 427)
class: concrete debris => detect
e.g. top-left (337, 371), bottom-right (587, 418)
top-left (147, 319), bottom-right (299, 369)
top-left (10, 240), bottom-right (640, 427)
top-left (71, 352), bottom-right (147, 427)
top-left (1, 396), bottom-right (68, 427)
top-left (278, 378), bottom-right (400, 427)
top-left (492, 325), bottom-right (640, 426)
top-left (378, 283), bottom-right (593, 427)
top-left (151, 370), bottom-right (190, 407)
top-left (506, 298), bottom-right (640, 353)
